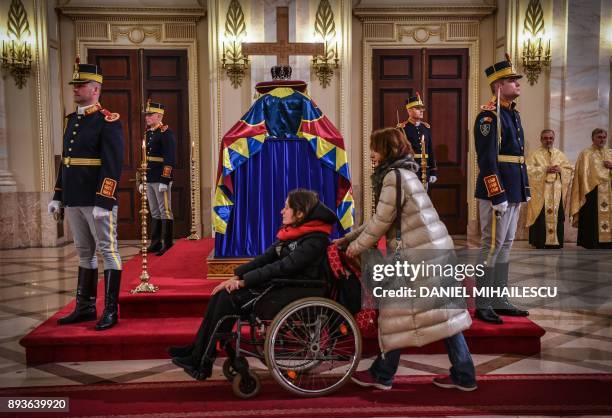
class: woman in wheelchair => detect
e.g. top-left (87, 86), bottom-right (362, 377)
top-left (169, 189), bottom-right (338, 380)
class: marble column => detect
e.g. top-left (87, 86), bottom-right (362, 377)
top-left (0, 76), bottom-right (17, 192)
top-left (562, 0), bottom-right (609, 161)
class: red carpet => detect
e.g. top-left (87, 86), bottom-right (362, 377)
top-left (20, 238), bottom-right (545, 364)
top-left (1, 374), bottom-right (609, 417)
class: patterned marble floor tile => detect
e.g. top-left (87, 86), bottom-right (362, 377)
top-left (488, 356), bottom-right (606, 374)
top-left (0, 365), bottom-right (76, 388)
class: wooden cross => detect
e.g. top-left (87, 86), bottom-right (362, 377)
top-left (241, 7), bottom-right (324, 66)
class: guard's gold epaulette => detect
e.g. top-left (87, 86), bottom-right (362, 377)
top-left (160, 125), bottom-right (169, 132)
top-left (99, 108), bottom-right (120, 122)
top-left (396, 121), bottom-right (406, 128)
top-left (421, 121), bottom-right (430, 128)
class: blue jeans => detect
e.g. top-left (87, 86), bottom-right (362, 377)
top-left (369, 332), bottom-right (476, 386)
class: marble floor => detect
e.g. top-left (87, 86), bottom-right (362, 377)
top-left (0, 239), bottom-right (610, 416)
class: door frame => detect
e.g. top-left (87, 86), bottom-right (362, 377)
top-left (59, 9), bottom-right (204, 238)
top-left (356, 14), bottom-right (491, 237)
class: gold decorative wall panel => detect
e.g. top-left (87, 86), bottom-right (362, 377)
top-left (363, 23), bottom-right (394, 40)
top-left (166, 23), bottom-right (197, 40)
top-left (75, 22), bottom-right (109, 40)
top-left (448, 22), bottom-right (479, 40)
top-left (110, 25), bottom-right (162, 43)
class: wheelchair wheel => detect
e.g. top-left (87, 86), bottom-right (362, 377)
top-left (232, 370), bottom-right (261, 399)
top-left (222, 358), bottom-right (237, 381)
top-left (264, 297), bottom-right (361, 397)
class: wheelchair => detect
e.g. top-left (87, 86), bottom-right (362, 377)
top-left (199, 278), bottom-right (362, 398)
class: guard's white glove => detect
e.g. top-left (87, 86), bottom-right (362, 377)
top-left (92, 206), bottom-right (110, 220)
top-left (159, 183), bottom-right (168, 193)
top-left (47, 200), bottom-right (61, 214)
top-left (492, 201), bottom-right (508, 215)
top-left (429, 175), bottom-right (438, 183)
top-left (526, 196), bottom-right (531, 202)
top-left (138, 184), bottom-right (144, 194)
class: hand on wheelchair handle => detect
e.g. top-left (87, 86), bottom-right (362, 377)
top-left (346, 243), bottom-right (359, 259)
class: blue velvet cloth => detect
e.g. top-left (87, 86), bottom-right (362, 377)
top-left (214, 137), bottom-right (343, 257)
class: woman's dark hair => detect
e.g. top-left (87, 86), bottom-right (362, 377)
top-left (370, 127), bottom-right (413, 161)
top-left (287, 189), bottom-right (320, 225)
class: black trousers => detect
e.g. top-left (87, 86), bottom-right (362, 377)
top-left (528, 199), bottom-right (565, 249)
top-left (189, 284), bottom-right (326, 368)
top-left (577, 189), bottom-right (612, 249)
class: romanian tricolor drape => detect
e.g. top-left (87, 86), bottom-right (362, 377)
top-left (213, 86), bottom-right (354, 254)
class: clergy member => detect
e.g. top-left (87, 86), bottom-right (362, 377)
top-left (526, 129), bottom-right (573, 248)
top-left (569, 129), bottom-right (612, 249)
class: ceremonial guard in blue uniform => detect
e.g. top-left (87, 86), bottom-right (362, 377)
top-left (474, 55), bottom-right (530, 324)
top-left (397, 93), bottom-right (437, 187)
top-left (48, 59), bottom-right (124, 330)
top-left (141, 101), bottom-right (176, 255)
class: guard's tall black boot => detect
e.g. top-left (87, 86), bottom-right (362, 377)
top-left (95, 269), bottom-right (121, 331)
top-left (147, 218), bottom-right (162, 253)
top-left (57, 267), bottom-right (98, 325)
top-left (475, 266), bottom-right (503, 324)
top-left (493, 263), bottom-right (529, 316)
top-left (156, 219), bottom-right (174, 256)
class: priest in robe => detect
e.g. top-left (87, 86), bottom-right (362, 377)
top-left (569, 128), bottom-right (612, 249)
top-left (526, 129), bottom-right (573, 248)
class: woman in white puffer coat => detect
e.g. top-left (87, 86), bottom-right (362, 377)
top-left (340, 127), bottom-right (477, 392)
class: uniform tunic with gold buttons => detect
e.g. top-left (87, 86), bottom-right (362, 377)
top-left (52, 104), bottom-right (124, 209)
top-left (402, 120), bottom-right (437, 182)
top-left (474, 99), bottom-right (530, 205)
top-left (146, 124), bottom-right (176, 185)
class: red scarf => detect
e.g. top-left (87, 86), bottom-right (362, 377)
top-left (277, 220), bottom-right (332, 241)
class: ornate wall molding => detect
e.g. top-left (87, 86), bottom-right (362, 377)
top-left (359, 12), bottom-right (490, 226)
top-left (59, 7), bottom-right (205, 21)
top-left (59, 5), bottom-right (206, 234)
top-left (110, 25), bottom-right (162, 43)
top-left (353, 5), bottom-right (496, 19)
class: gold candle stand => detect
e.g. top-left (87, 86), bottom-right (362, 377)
top-left (132, 136), bottom-right (159, 293)
top-left (420, 135), bottom-right (428, 190)
top-left (188, 140), bottom-right (200, 240)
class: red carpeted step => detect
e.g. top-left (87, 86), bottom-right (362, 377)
top-left (119, 238), bottom-right (220, 317)
top-left (20, 312), bottom-right (544, 364)
top-left (2, 374), bottom-right (611, 417)
top-left (20, 237), bottom-right (545, 364)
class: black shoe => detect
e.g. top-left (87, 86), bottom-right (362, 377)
top-left (167, 344), bottom-right (194, 358)
top-left (57, 267), bottom-right (98, 325)
top-left (146, 218), bottom-right (162, 253)
top-left (172, 355), bottom-right (196, 370)
top-left (474, 267), bottom-right (502, 324)
top-left (492, 264), bottom-right (529, 317)
top-left (95, 270), bottom-right (121, 331)
top-left (172, 355), bottom-right (213, 380)
top-left (494, 304), bottom-right (529, 317)
top-left (156, 219), bottom-right (174, 256)
top-left (475, 307), bottom-right (503, 324)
